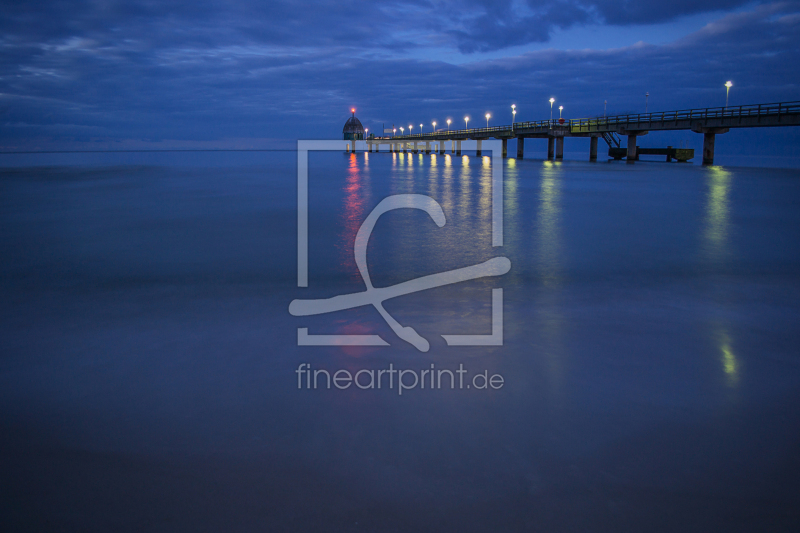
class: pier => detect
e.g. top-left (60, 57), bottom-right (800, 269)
top-left (362, 101), bottom-right (800, 165)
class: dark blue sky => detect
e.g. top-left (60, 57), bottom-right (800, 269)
top-left (2, 0), bottom-right (799, 153)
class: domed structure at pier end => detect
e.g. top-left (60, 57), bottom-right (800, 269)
top-left (343, 109), bottom-right (365, 140)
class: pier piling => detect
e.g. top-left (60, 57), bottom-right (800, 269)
top-left (627, 134), bottom-right (637, 161)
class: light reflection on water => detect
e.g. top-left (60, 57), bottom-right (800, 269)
top-left (703, 166), bottom-right (732, 263)
top-left (534, 160), bottom-right (565, 395)
top-left (325, 154), bottom-right (790, 396)
top-left (536, 161), bottom-right (563, 288)
top-left (701, 165), bottom-right (739, 389)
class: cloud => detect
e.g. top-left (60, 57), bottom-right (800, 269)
top-left (0, 1), bottom-right (798, 149)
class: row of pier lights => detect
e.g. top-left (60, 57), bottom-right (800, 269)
top-left (388, 99), bottom-right (569, 136)
top-left (358, 95), bottom-right (593, 163)
top-left (385, 81), bottom-right (735, 136)
top-left (351, 81), bottom-right (740, 164)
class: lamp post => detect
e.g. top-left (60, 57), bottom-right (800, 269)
top-left (408, 125), bottom-right (412, 135)
top-left (420, 123), bottom-right (423, 133)
top-left (393, 128), bottom-right (396, 137)
top-left (485, 113), bottom-right (491, 128)
top-left (725, 81), bottom-right (733, 110)
top-left (558, 105), bottom-right (563, 119)
top-left (432, 121), bottom-right (437, 132)
top-left (400, 127), bottom-right (404, 135)
top-left (447, 119), bottom-right (451, 131)
top-left (464, 116), bottom-right (469, 130)
top-left (364, 128), bottom-right (368, 139)
top-left (604, 100), bottom-right (607, 118)
top-left (511, 104), bottom-right (516, 128)
top-left (645, 92), bottom-right (649, 114)
top-left (549, 98), bottom-right (555, 124)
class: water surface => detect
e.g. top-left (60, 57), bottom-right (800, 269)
top-left (2, 152), bottom-right (799, 531)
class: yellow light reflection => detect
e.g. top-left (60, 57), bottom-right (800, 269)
top-left (478, 154), bottom-right (491, 229)
top-left (503, 158), bottom-right (519, 256)
top-left (719, 331), bottom-right (739, 386)
top-left (428, 152), bottom-right (439, 198)
top-left (537, 162), bottom-right (563, 288)
top-left (534, 161), bottom-right (565, 395)
top-left (441, 151), bottom-right (454, 214)
top-left (703, 166), bottom-right (731, 261)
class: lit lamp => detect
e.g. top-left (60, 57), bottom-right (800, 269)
top-left (464, 116), bottom-right (469, 129)
top-left (549, 97), bottom-right (555, 123)
top-left (558, 105), bottom-right (563, 119)
top-left (432, 121), bottom-right (437, 131)
top-left (485, 113), bottom-right (491, 127)
top-left (725, 81), bottom-right (733, 110)
top-left (420, 123), bottom-right (423, 133)
top-left (447, 119), bottom-right (451, 131)
top-left (511, 104), bottom-right (516, 128)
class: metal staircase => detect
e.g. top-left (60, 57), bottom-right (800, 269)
top-left (602, 132), bottom-right (621, 148)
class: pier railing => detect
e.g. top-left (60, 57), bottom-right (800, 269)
top-left (376, 101), bottom-right (800, 140)
top-left (569, 101), bottom-right (800, 133)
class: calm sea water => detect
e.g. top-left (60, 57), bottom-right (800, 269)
top-left (2, 151), bottom-right (800, 531)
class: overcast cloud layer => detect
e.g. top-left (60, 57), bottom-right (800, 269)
top-left (1, 0), bottom-right (799, 151)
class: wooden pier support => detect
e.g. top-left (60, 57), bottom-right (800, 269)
top-left (590, 136), bottom-right (598, 161)
top-left (555, 137), bottom-right (564, 160)
top-left (456, 140), bottom-right (461, 156)
top-left (439, 141), bottom-right (445, 154)
top-left (476, 139), bottom-right (482, 157)
top-left (517, 137), bottom-right (524, 159)
top-left (502, 138), bottom-right (507, 158)
top-left (547, 137), bottom-right (555, 159)
top-left (425, 141), bottom-right (431, 154)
